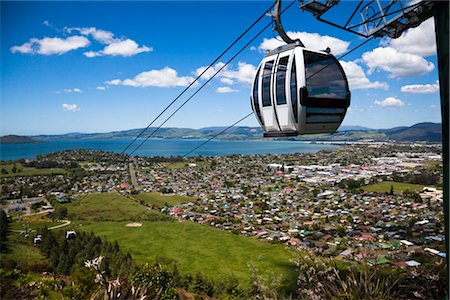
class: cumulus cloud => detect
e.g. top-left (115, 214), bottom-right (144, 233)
top-left (106, 67), bottom-right (195, 88)
top-left (84, 39), bottom-right (152, 57)
top-left (381, 18), bottom-right (436, 57)
top-left (374, 97), bottom-right (406, 109)
top-left (221, 62), bottom-right (257, 85)
top-left (11, 36), bottom-right (90, 55)
top-left (220, 78), bottom-right (234, 85)
top-left (66, 26), bottom-right (152, 57)
top-left (194, 62), bottom-right (226, 80)
top-left (96, 86), bottom-right (107, 90)
top-left (259, 31), bottom-right (350, 55)
top-left (216, 87), bottom-right (239, 93)
top-left (400, 81), bottom-right (439, 93)
top-left (362, 47), bottom-right (434, 77)
top-left (67, 27), bottom-right (115, 44)
top-left (339, 61), bottom-right (388, 90)
top-left (62, 103), bottom-right (80, 112)
top-left (194, 62), bottom-right (256, 85)
top-left (12, 26), bottom-right (151, 58)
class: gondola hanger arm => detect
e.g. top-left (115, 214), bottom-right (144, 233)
top-left (272, 0), bottom-right (305, 47)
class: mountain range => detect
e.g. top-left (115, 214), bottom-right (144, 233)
top-left (0, 122), bottom-right (442, 144)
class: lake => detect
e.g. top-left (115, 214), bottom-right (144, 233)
top-left (0, 139), bottom-right (339, 161)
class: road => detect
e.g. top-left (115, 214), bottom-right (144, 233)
top-left (48, 220), bottom-right (71, 230)
top-left (129, 162), bottom-right (140, 190)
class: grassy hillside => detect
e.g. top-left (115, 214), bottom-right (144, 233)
top-left (132, 192), bottom-right (194, 208)
top-left (57, 192), bottom-right (297, 291)
top-left (81, 221), bottom-right (297, 291)
top-left (65, 193), bottom-right (168, 221)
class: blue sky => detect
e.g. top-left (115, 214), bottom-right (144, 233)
top-left (1, 1), bottom-right (441, 135)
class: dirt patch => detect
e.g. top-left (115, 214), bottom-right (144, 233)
top-left (125, 222), bottom-right (142, 227)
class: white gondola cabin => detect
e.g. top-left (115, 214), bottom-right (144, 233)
top-left (251, 44), bottom-right (350, 137)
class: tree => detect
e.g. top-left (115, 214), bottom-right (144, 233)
top-left (389, 185), bottom-right (394, 195)
top-left (1, 168), bottom-right (7, 175)
top-left (0, 209), bottom-right (9, 253)
top-left (131, 263), bottom-right (178, 299)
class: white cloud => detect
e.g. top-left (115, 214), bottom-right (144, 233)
top-left (221, 62), bottom-right (257, 85)
top-left (66, 26), bottom-right (152, 58)
top-left (362, 47), bottom-right (434, 77)
top-left (194, 62), bottom-right (226, 80)
top-left (216, 87), bottom-right (239, 93)
top-left (381, 18), bottom-right (436, 57)
top-left (13, 26), bottom-right (152, 58)
top-left (339, 61), bottom-right (388, 90)
top-left (96, 86), bottom-right (107, 90)
top-left (249, 46), bottom-right (257, 51)
top-left (106, 67), bottom-right (195, 88)
top-left (106, 79), bottom-right (121, 85)
top-left (374, 97), bottom-right (406, 109)
top-left (56, 88), bottom-right (83, 94)
top-left (400, 81), bottom-right (439, 94)
top-left (85, 39), bottom-right (152, 57)
top-left (259, 31), bottom-right (350, 55)
top-left (11, 36), bottom-right (90, 55)
top-left (83, 51), bottom-right (100, 58)
top-left (220, 78), bottom-right (234, 85)
top-left (62, 103), bottom-right (80, 112)
top-left (194, 62), bottom-right (256, 85)
top-left (67, 27), bottom-right (115, 44)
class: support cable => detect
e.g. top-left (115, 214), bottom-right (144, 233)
top-left (120, 2), bottom-right (276, 155)
top-left (127, 1), bottom-right (297, 156)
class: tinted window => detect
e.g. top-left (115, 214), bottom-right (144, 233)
top-left (290, 58), bottom-right (298, 122)
top-left (276, 56), bottom-right (288, 105)
top-left (262, 60), bottom-right (274, 107)
top-left (304, 51), bottom-right (347, 100)
top-left (252, 69), bottom-right (263, 124)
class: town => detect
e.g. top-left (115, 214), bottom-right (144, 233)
top-left (0, 142), bottom-right (445, 298)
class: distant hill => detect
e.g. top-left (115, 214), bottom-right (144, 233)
top-left (2, 122), bottom-right (441, 143)
top-left (0, 135), bottom-right (38, 144)
top-left (381, 122), bottom-right (442, 142)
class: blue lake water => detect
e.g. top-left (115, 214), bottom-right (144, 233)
top-left (0, 139), bottom-right (339, 161)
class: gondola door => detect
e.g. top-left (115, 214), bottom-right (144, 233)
top-left (273, 50), bottom-right (298, 135)
top-left (260, 54), bottom-right (280, 133)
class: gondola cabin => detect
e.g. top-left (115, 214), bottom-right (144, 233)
top-left (66, 230), bottom-right (77, 240)
top-left (251, 44), bottom-right (350, 137)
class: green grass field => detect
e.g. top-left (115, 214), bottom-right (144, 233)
top-left (10, 219), bottom-right (60, 231)
top-left (65, 193), bottom-right (168, 221)
top-left (64, 192), bottom-right (298, 291)
top-left (81, 221), bottom-right (297, 291)
top-left (1, 233), bottom-right (48, 269)
top-left (362, 181), bottom-right (427, 193)
top-left (0, 163), bottom-right (67, 178)
top-left (132, 192), bottom-right (194, 208)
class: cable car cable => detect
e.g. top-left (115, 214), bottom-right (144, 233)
top-left (127, 1), bottom-right (297, 156)
top-left (157, 111), bottom-right (254, 184)
top-left (181, 112), bottom-right (254, 158)
top-left (120, 2), bottom-right (277, 155)
top-left (306, 36), bottom-right (375, 82)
